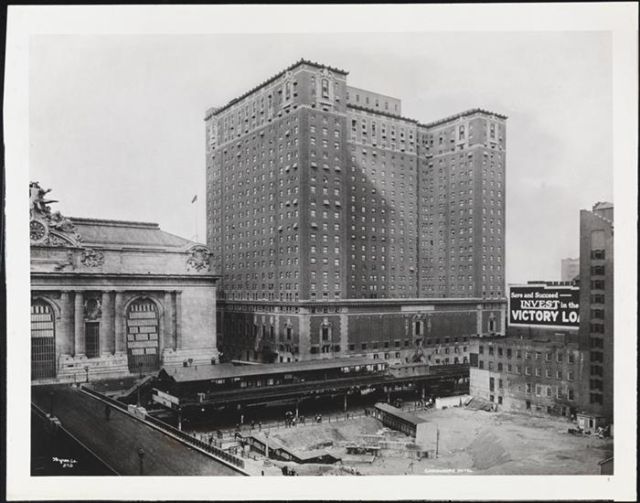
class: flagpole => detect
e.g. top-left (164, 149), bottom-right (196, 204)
top-left (195, 195), bottom-right (199, 242)
top-left (191, 194), bottom-right (199, 242)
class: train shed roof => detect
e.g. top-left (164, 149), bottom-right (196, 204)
top-left (159, 357), bottom-right (383, 383)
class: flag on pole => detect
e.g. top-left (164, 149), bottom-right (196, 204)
top-left (191, 194), bottom-right (198, 203)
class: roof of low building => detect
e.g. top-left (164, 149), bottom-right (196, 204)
top-left (70, 217), bottom-right (199, 250)
top-left (374, 402), bottom-right (427, 427)
top-left (160, 356), bottom-right (380, 383)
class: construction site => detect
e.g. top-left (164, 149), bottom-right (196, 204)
top-left (183, 397), bottom-right (613, 476)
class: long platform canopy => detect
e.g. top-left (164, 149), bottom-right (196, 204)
top-left (159, 356), bottom-right (383, 383)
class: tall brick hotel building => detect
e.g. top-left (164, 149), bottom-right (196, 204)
top-left (205, 60), bottom-right (507, 363)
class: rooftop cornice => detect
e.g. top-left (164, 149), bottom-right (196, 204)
top-left (69, 217), bottom-right (160, 229)
top-left (205, 59), bottom-right (349, 120)
top-left (219, 297), bottom-right (506, 307)
top-left (419, 108), bottom-right (508, 129)
top-left (347, 104), bottom-right (418, 124)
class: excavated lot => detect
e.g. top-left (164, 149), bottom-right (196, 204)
top-left (266, 407), bottom-right (613, 475)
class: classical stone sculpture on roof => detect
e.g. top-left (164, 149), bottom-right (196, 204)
top-left (29, 181), bottom-right (82, 247)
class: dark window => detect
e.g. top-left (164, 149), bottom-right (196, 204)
top-left (321, 79), bottom-right (330, 99)
top-left (85, 322), bottom-right (100, 358)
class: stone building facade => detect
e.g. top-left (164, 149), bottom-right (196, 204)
top-left (30, 183), bottom-right (219, 384)
top-left (205, 60), bottom-right (507, 362)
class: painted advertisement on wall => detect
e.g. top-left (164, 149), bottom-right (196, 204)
top-left (509, 284), bottom-right (580, 328)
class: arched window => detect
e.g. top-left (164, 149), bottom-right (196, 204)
top-left (126, 298), bottom-right (160, 374)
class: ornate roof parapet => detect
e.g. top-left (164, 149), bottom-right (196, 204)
top-left (29, 182), bottom-right (82, 247)
top-left (186, 244), bottom-right (213, 272)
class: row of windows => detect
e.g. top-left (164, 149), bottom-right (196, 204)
top-left (480, 361), bottom-right (576, 380)
top-left (478, 346), bottom-right (576, 363)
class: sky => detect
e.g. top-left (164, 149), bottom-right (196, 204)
top-left (29, 32), bottom-right (613, 285)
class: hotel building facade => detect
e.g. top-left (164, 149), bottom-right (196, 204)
top-left (205, 60), bottom-right (507, 363)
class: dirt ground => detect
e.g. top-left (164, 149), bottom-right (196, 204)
top-left (263, 407), bottom-right (613, 475)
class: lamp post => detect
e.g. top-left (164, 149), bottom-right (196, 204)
top-left (264, 430), bottom-right (269, 459)
top-left (84, 365), bottom-right (89, 383)
top-left (137, 362), bottom-right (143, 406)
top-left (48, 391), bottom-right (55, 416)
top-left (177, 407), bottom-right (182, 431)
top-left (137, 447), bottom-right (145, 475)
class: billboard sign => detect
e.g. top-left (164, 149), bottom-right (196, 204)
top-left (152, 389), bottom-right (180, 409)
top-left (509, 284), bottom-right (580, 328)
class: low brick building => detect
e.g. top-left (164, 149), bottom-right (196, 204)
top-left (30, 182), bottom-right (219, 384)
top-left (469, 333), bottom-right (584, 417)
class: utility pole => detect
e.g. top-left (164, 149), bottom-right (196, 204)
top-left (435, 427), bottom-right (439, 458)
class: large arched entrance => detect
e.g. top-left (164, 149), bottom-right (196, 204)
top-left (126, 298), bottom-right (160, 374)
top-left (31, 299), bottom-right (56, 379)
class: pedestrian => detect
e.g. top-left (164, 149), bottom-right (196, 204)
top-left (258, 421), bottom-right (262, 431)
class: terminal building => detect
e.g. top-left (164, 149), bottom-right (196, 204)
top-left (204, 59), bottom-right (507, 363)
top-left (30, 182), bottom-right (219, 384)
